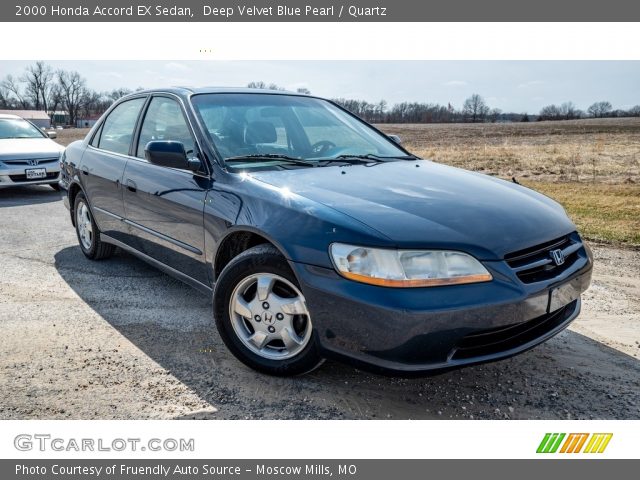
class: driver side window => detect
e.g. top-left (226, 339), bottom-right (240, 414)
top-left (136, 97), bottom-right (195, 159)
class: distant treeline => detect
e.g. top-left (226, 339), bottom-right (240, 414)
top-left (0, 61), bottom-right (143, 126)
top-left (249, 81), bottom-right (640, 123)
top-left (1, 64), bottom-right (639, 126)
top-left (329, 97), bottom-right (640, 123)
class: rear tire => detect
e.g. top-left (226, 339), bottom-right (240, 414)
top-left (213, 244), bottom-right (324, 376)
top-left (74, 192), bottom-right (115, 260)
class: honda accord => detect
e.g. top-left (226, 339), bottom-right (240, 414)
top-left (60, 88), bottom-right (593, 376)
top-left (0, 113), bottom-right (64, 190)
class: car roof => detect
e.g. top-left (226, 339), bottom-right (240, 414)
top-left (128, 86), bottom-right (312, 100)
top-left (0, 113), bottom-right (23, 119)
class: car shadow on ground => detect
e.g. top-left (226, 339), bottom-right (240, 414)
top-left (0, 185), bottom-right (62, 208)
top-left (54, 245), bottom-right (640, 420)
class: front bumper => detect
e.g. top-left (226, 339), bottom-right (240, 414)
top-left (0, 164), bottom-right (60, 188)
top-left (290, 246), bottom-right (593, 376)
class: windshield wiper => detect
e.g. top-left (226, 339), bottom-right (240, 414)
top-left (336, 154), bottom-right (385, 161)
top-left (317, 154), bottom-right (387, 166)
top-left (320, 153), bottom-right (419, 164)
top-left (225, 154), bottom-right (315, 167)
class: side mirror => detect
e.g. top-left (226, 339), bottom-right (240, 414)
top-left (145, 141), bottom-right (201, 171)
top-left (47, 131), bottom-right (57, 139)
top-left (388, 134), bottom-right (402, 145)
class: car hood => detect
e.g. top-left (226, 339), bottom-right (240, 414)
top-left (0, 138), bottom-right (64, 160)
top-left (249, 160), bottom-right (576, 260)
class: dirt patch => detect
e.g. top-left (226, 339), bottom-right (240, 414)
top-left (53, 128), bottom-right (91, 147)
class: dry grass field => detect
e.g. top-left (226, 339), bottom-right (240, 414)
top-left (54, 127), bottom-right (90, 147)
top-left (55, 119), bottom-right (640, 247)
top-left (380, 118), bottom-right (640, 183)
top-left (379, 118), bottom-right (640, 247)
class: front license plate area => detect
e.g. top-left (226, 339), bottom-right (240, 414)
top-left (25, 168), bottom-right (47, 179)
top-left (549, 281), bottom-right (581, 312)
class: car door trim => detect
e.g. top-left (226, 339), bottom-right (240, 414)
top-left (92, 206), bottom-right (202, 256)
top-left (92, 205), bottom-right (123, 221)
top-left (123, 218), bottom-right (203, 256)
top-left (101, 234), bottom-right (212, 295)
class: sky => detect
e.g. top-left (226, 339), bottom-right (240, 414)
top-left (2, 60), bottom-right (639, 113)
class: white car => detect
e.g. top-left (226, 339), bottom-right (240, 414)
top-left (0, 113), bottom-right (64, 190)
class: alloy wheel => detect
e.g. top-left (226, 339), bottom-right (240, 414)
top-left (229, 273), bottom-right (312, 360)
top-left (76, 202), bottom-right (93, 250)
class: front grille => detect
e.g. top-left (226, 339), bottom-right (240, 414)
top-left (450, 300), bottom-right (577, 360)
top-left (505, 232), bottom-right (584, 284)
top-left (2, 158), bottom-right (59, 166)
top-left (9, 172), bottom-right (58, 182)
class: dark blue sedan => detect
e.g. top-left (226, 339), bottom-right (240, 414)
top-left (60, 88), bottom-right (593, 376)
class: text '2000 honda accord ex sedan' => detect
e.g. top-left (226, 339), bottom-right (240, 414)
top-left (60, 88), bottom-right (593, 376)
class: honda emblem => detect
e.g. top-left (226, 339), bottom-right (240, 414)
top-left (550, 249), bottom-right (565, 266)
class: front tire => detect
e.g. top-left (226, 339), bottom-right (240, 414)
top-left (74, 192), bottom-right (115, 260)
top-left (213, 244), bottom-right (323, 376)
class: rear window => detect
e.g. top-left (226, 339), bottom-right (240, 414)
top-left (96, 98), bottom-right (146, 155)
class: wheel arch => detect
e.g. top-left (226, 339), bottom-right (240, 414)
top-left (212, 227), bottom-right (295, 283)
top-left (67, 181), bottom-right (84, 227)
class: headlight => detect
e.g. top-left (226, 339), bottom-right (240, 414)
top-left (329, 243), bottom-right (492, 287)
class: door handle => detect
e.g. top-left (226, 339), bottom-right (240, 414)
top-left (126, 179), bottom-right (137, 193)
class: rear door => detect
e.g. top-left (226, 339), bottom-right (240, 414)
top-left (80, 96), bottom-right (146, 243)
top-left (122, 95), bottom-right (210, 285)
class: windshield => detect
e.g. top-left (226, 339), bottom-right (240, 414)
top-left (0, 118), bottom-right (47, 139)
top-left (190, 93), bottom-right (409, 168)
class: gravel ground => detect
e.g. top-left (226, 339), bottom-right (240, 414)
top-left (1, 186), bottom-right (639, 420)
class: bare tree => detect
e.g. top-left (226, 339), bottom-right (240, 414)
top-left (0, 74), bottom-right (29, 109)
top-left (247, 81), bottom-right (267, 89)
top-left (376, 100), bottom-right (387, 122)
top-left (47, 83), bottom-right (63, 118)
top-left (628, 105), bottom-right (640, 117)
top-left (587, 101), bottom-right (613, 118)
top-left (539, 104), bottom-right (561, 121)
top-left (108, 88), bottom-right (133, 102)
top-left (489, 108), bottom-right (502, 123)
top-left (22, 61), bottom-right (54, 112)
top-left (0, 85), bottom-right (15, 109)
top-left (462, 94), bottom-right (489, 123)
top-left (246, 81), bottom-right (285, 91)
top-left (81, 89), bottom-right (101, 117)
top-left (560, 101), bottom-right (580, 120)
top-left (57, 70), bottom-right (87, 126)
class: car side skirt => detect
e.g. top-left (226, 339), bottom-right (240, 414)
top-left (101, 234), bottom-right (213, 296)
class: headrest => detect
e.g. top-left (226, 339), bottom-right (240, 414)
top-left (244, 121), bottom-right (277, 144)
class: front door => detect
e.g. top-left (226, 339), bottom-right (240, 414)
top-left (122, 95), bottom-right (209, 285)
